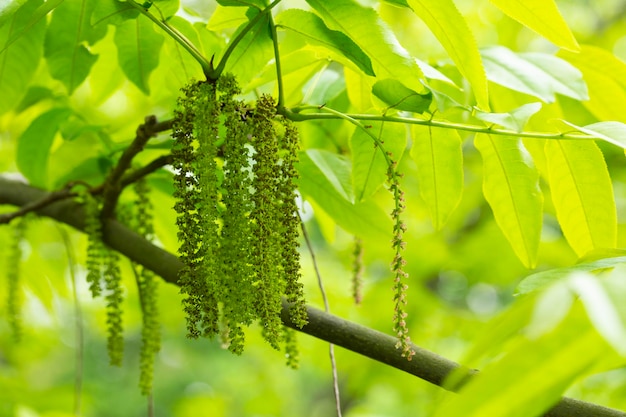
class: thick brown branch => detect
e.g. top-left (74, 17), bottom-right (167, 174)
top-left (0, 177), bottom-right (624, 417)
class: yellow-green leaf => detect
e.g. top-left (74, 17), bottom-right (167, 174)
top-left (351, 121), bottom-right (406, 202)
top-left (407, 0), bottom-right (489, 110)
top-left (411, 126), bottom-right (463, 230)
top-left (305, 0), bottom-right (425, 93)
top-left (489, 0), bottom-right (579, 52)
top-left (545, 140), bottom-right (616, 257)
top-left (559, 45), bottom-right (626, 122)
top-left (475, 134), bottom-right (543, 268)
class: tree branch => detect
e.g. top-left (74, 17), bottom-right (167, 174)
top-left (0, 177), bottom-right (624, 417)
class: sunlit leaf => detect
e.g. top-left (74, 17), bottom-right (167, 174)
top-left (411, 126), bottom-right (463, 230)
top-left (475, 102), bottom-right (542, 132)
top-left (222, 8), bottom-right (273, 87)
top-left (16, 108), bottom-right (72, 188)
top-left (488, 0), bottom-right (579, 51)
top-left (44, 0), bottom-right (107, 94)
top-left (275, 9), bottom-right (374, 76)
top-left (371, 79), bottom-right (432, 113)
top-left (0, 0), bottom-right (62, 54)
top-left (517, 256), bottom-right (626, 295)
top-left (351, 121), bottom-right (406, 202)
top-left (561, 120), bottom-right (626, 150)
top-left (435, 308), bottom-right (609, 417)
top-left (298, 150), bottom-right (392, 241)
top-left (475, 134), bottom-right (543, 268)
top-left (481, 46), bottom-right (588, 103)
top-left (91, 0), bottom-right (138, 26)
top-left (114, 16), bottom-right (165, 94)
top-left (559, 46), bottom-right (626, 122)
top-left (545, 140), bottom-right (616, 257)
top-left (305, 0), bottom-right (425, 92)
top-left (216, 0), bottom-right (266, 8)
top-left (0, 0), bottom-right (45, 115)
top-left (407, 0), bottom-right (489, 110)
top-left (568, 271), bottom-right (626, 355)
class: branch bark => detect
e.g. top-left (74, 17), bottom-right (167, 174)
top-left (0, 177), bottom-right (624, 417)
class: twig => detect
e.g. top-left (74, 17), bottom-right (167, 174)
top-left (300, 218), bottom-right (343, 417)
top-left (0, 183), bottom-right (76, 224)
top-left (100, 116), bottom-right (173, 219)
top-left (120, 155), bottom-right (174, 188)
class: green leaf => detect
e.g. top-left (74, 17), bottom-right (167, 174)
top-left (114, 16), bottom-right (165, 94)
top-left (151, 0), bottom-right (179, 19)
top-left (0, 0), bottom-right (46, 115)
top-left (305, 0), bottom-right (425, 92)
top-left (0, 0), bottom-right (62, 54)
top-left (92, 0), bottom-right (139, 26)
top-left (481, 46), bottom-right (588, 103)
top-left (571, 268), bottom-right (626, 356)
top-left (16, 108), bottom-right (73, 188)
top-left (275, 9), bottom-right (374, 77)
top-left (407, 0), bottom-right (489, 109)
top-left (489, 0), bottom-right (579, 52)
top-left (474, 134), bottom-right (543, 268)
top-left (298, 150), bottom-right (392, 241)
top-left (371, 79), bottom-right (431, 113)
top-left (216, 0), bottom-right (266, 8)
top-left (222, 9), bottom-right (273, 87)
top-left (351, 121), bottom-right (406, 202)
top-left (559, 46), bottom-right (626, 122)
top-left (382, 0), bottom-right (410, 7)
top-left (411, 126), bottom-right (463, 230)
top-left (561, 120), bottom-right (626, 150)
top-left (474, 102), bottom-right (542, 132)
top-left (545, 140), bottom-right (617, 258)
top-left (516, 256), bottom-right (626, 295)
top-left (435, 308), bottom-right (609, 417)
top-left (44, 0), bottom-right (107, 94)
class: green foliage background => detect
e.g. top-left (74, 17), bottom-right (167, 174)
top-left (2, 0), bottom-right (626, 416)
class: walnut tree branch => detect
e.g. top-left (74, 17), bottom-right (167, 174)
top-left (0, 177), bottom-right (624, 417)
top-left (100, 116), bottom-right (173, 219)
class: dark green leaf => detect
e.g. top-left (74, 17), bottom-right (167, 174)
top-left (372, 79), bottom-right (432, 113)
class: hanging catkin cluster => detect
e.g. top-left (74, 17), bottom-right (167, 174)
top-left (172, 75), bottom-right (307, 357)
top-left (81, 190), bottom-right (125, 366)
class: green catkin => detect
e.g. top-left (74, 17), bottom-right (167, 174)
top-left (352, 237), bottom-right (364, 305)
top-left (133, 178), bottom-right (160, 396)
top-left (193, 81), bottom-right (222, 338)
top-left (388, 164), bottom-right (414, 360)
top-left (172, 77), bottom-right (307, 356)
top-left (83, 191), bottom-right (104, 298)
top-left (172, 81), bottom-right (218, 338)
top-left (278, 119), bottom-right (308, 328)
top-left (6, 217), bottom-right (26, 341)
top-left (104, 247), bottom-right (124, 366)
top-left (218, 75), bottom-right (254, 354)
top-left (250, 95), bottom-right (284, 349)
top-left (283, 326), bottom-right (300, 369)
